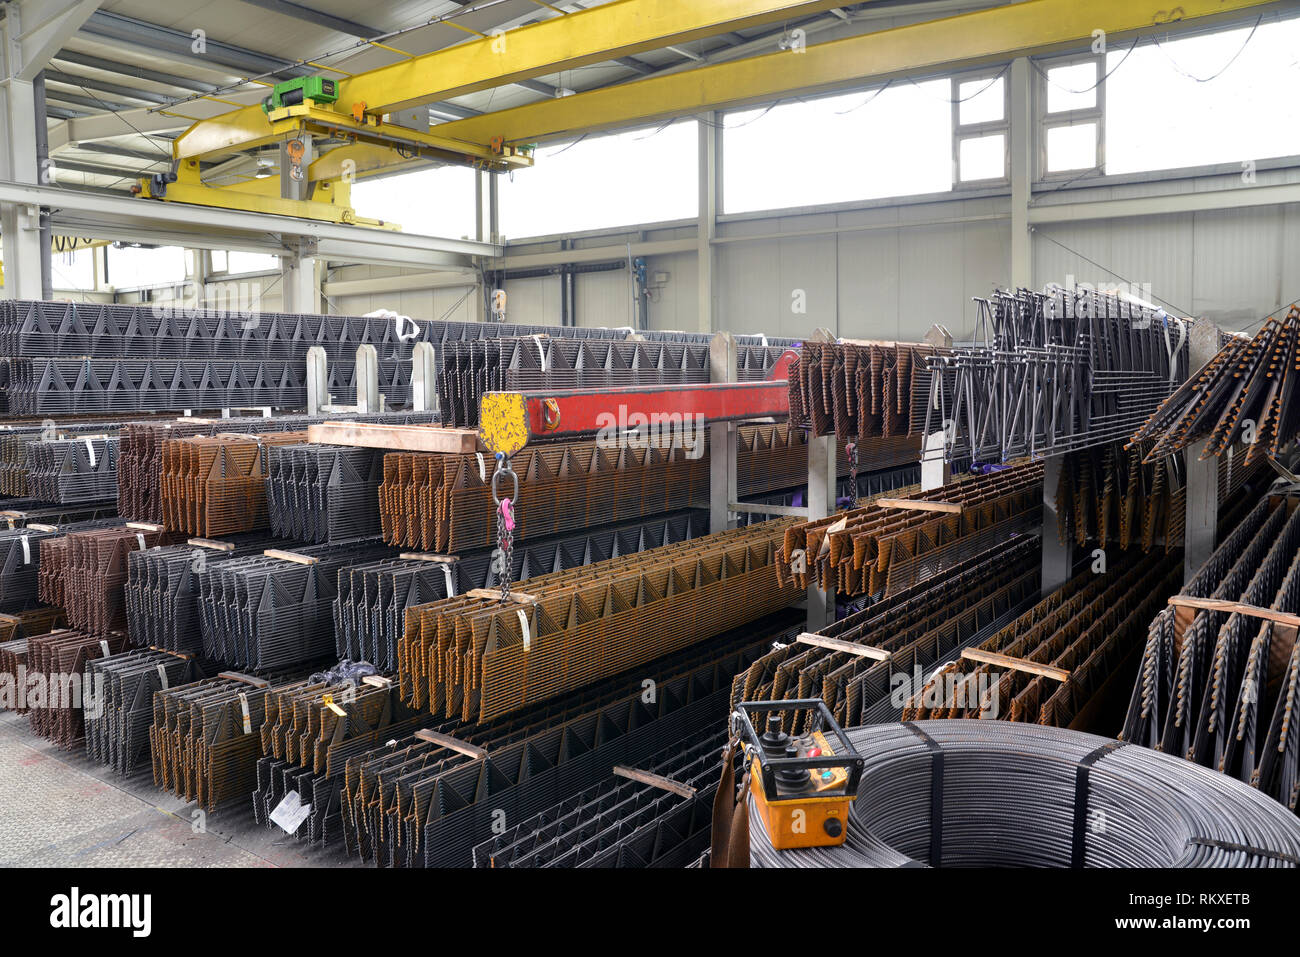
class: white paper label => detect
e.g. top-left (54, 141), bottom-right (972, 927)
top-left (517, 609), bottom-right (531, 651)
top-left (270, 790), bottom-right (312, 834)
top-left (85, 438), bottom-right (96, 467)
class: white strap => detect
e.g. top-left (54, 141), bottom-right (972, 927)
top-left (20, 534), bottom-right (30, 565)
top-left (238, 693), bottom-right (252, 734)
top-left (99, 639), bottom-right (109, 657)
top-left (475, 452), bottom-right (485, 483)
top-left (136, 532), bottom-right (146, 551)
top-left (441, 564), bottom-right (455, 596)
top-left (517, 608), bottom-right (531, 651)
top-left (532, 335), bottom-right (547, 372)
top-left (84, 437), bottom-right (97, 467)
top-left (156, 664), bottom-right (169, 689)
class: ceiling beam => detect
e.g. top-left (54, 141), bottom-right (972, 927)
top-left (80, 10), bottom-right (311, 79)
top-left (52, 49), bottom-right (220, 93)
top-left (429, 0), bottom-right (1289, 146)
top-left (172, 0), bottom-right (863, 160)
top-left (234, 0), bottom-right (383, 38)
top-left (43, 68), bottom-right (172, 105)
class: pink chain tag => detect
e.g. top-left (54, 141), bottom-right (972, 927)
top-left (499, 497), bottom-right (515, 532)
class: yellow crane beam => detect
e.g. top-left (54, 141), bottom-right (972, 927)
top-left (428, 0), bottom-right (1291, 147)
top-left (171, 0), bottom-right (859, 162)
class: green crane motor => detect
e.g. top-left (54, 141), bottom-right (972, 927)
top-left (262, 76), bottom-right (339, 113)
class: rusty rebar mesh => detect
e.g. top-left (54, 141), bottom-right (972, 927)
top-left (336, 512), bottom-right (708, 673)
top-left (42, 527), bottom-right (173, 635)
top-left (159, 432), bottom-right (308, 537)
top-left (0, 608), bottom-right (67, 714)
top-left (438, 337), bottom-right (790, 428)
top-left (777, 460), bottom-right (1043, 597)
top-left (337, 614), bottom-right (797, 867)
top-left (124, 534), bottom-right (279, 656)
top-left (787, 341), bottom-right (951, 439)
top-left (266, 444), bottom-right (385, 544)
top-left (149, 672), bottom-right (314, 812)
top-left (1121, 493), bottom-right (1300, 815)
top-left (900, 549), bottom-right (1182, 730)
top-left (2, 519), bottom-right (120, 613)
top-left (470, 727), bottom-right (729, 867)
top-left (401, 518), bottom-right (800, 723)
top-left (1055, 441), bottom-right (1269, 554)
top-left (1132, 305), bottom-right (1300, 464)
top-left (26, 628), bottom-right (131, 749)
top-left (84, 649), bottom-right (205, 776)
top-left (378, 424), bottom-right (911, 553)
top-left (0, 606), bottom-right (65, 642)
top-left (732, 537), bottom-right (1042, 731)
top-left (117, 412), bottom-right (439, 523)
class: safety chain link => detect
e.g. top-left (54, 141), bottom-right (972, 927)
top-left (491, 452), bottom-right (518, 603)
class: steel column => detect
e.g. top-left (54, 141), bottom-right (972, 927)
top-left (1041, 454), bottom-right (1073, 596)
top-left (1184, 318), bottom-right (1223, 583)
top-left (710, 331), bottom-right (739, 534)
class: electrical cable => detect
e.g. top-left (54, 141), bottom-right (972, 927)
top-left (747, 720), bottom-right (1300, 867)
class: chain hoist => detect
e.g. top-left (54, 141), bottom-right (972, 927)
top-left (491, 451), bottom-right (518, 602)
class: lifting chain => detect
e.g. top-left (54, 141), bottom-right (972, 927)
top-left (491, 451), bottom-right (518, 603)
top-left (845, 437), bottom-right (859, 506)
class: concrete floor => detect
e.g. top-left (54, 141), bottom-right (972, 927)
top-left (0, 710), bottom-right (358, 867)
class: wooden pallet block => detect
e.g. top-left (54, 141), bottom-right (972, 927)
top-left (306, 421), bottom-right (482, 454)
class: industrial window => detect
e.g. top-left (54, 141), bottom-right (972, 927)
top-left (1104, 16), bottom-right (1300, 175)
top-left (953, 71), bottom-right (1008, 184)
top-left (105, 244), bottom-right (187, 290)
top-left (1038, 55), bottom-right (1103, 178)
top-left (500, 121), bottom-right (698, 237)
top-left (49, 249), bottom-right (96, 291)
top-left (352, 164), bottom-right (479, 239)
top-left (211, 251), bottom-right (280, 275)
top-left (724, 81), bottom-right (951, 213)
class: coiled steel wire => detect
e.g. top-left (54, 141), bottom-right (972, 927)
top-left (748, 720), bottom-right (1300, 867)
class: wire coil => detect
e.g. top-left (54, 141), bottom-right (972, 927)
top-left (749, 720), bottom-right (1300, 868)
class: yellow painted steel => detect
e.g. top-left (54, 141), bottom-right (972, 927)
top-left (136, 158), bottom-right (399, 228)
top-left (432, 0), bottom-right (1289, 146)
top-left (479, 393), bottom-right (531, 457)
top-left (171, 0), bottom-right (855, 161)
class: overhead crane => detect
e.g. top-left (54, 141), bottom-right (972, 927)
top-left (131, 0), bottom-right (1289, 227)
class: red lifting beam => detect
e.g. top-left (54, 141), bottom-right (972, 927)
top-left (478, 348), bottom-right (797, 456)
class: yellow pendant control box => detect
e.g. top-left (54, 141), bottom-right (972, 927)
top-left (733, 699), bottom-right (864, 851)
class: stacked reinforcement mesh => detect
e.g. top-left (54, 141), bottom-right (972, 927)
top-left (265, 444), bottom-right (384, 544)
top-left (198, 540), bottom-right (392, 672)
top-left (27, 629), bottom-right (131, 749)
top-left (335, 512), bottom-right (707, 672)
top-left (378, 425), bottom-right (868, 553)
top-left (116, 411), bottom-right (438, 523)
top-left (124, 534), bottom-right (278, 655)
top-left (84, 649), bottom-right (205, 776)
top-left (399, 519), bottom-right (799, 723)
top-left (25, 436), bottom-right (119, 505)
top-left (0, 299), bottom-right (631, 416)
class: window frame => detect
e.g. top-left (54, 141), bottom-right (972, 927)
top-left (1037, 53), bottom-right (1105, 180)
top-left (952, 69), bottom-right (1010, 188)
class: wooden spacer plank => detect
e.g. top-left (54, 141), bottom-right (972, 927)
top-left (875, 498), bottom-right (962, 514)
top-left (307, 421), bottom-right (481, 454)
top-left (961, 648), bottom-right (1070, 682)
top-left (264, 549), bottom-right (319, 565)
top-left (612, 765), bottom-right (697, 798)
top-left (414, 728), bottom-right (488, 759)
top-left (796, 632), bottom-right (891, 660)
